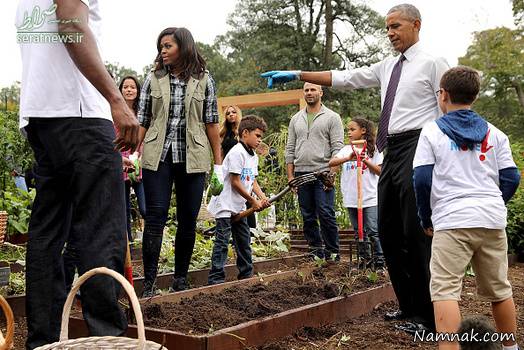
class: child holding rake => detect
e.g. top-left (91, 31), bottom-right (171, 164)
top-left (207, 115), bottom-right (271, 285)
top-left (329, 118), bottom-right (385, 269)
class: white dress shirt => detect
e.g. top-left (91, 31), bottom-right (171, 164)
top-left (331, 41), bottom-right (450, 134)
top-left (16, 0), bottom-right (110, 129)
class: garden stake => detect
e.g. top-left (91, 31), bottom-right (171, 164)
top-left (231, 170), bottom-right (330, 222)
top-left (351, 140), bottom-right (373, 270)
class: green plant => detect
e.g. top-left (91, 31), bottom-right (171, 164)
top-left (313, 255), bottom-right (327, 268)
top-left (250, 227), bottom-right (290, 260)
top-left (506, 142), bottom-right (524, 254)
top-left (0, 271), bottom-right (26, 296)
top-left (366, 270), bottom-right (379, 283)
top-left (0, 188), bottom-right (35, 235)
top-left (0, 243), bottom-right (26, 262)
top-left (0, 111), bottom-right (33, 195)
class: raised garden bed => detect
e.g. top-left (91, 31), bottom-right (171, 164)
top-left (68, 263), bottom-right (395, 349)
top-left (5, 254), bottom-right (308, 316)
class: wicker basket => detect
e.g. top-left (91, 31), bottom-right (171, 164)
top-left (35, 267), bottom-right (165, 350)
top-left (0, 212), bottom-right (7, 245)
top-left (0, 294), bottom-right (14, 350)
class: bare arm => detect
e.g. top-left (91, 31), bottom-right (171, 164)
top-left (54, 0), bottom-right (138, 151)
top-left (299, 71), bottom-right (333, 87)
top-left (364, 160), bottom-right (381, 176)
top-left (286, 163), bottom-right (295, 181)
top-left (231, 174), bottom-right (263, 211)
top-left (205, 123), bottom-right (222, 165)
top-left (329, 155), bottom-right (351, 167)
top-left (252, 179), bottom-right (267, 199)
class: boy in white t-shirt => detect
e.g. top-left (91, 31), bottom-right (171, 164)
top-left (413, 66), bottom-right (520, 350)
top-left (329, 118), bottom-right (384, 269)
top-left (208, 115), bottom-right (270, 284)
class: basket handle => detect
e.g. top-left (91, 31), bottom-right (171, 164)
top-left (59, 267), bottom-right (146, 349)
top-left (0, 295), bottom-right (14, 350)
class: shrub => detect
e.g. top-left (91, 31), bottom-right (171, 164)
top-left (506, 142), bottom-right (524, 255)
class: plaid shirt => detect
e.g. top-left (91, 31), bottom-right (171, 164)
top-left (137, 72), bottom-right (219, 163)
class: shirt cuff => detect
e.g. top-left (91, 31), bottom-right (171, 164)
top-left (331, 70), bottom-right (346, 88)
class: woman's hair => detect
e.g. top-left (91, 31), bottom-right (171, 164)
top-left (154, 27), bottom-right (206, 82)
top-left (219, 105), bottom-right (242, 139)
top-left (118, 76), bottom-right (141, 114)
top-left (351, 117), bottom-right (377, 157)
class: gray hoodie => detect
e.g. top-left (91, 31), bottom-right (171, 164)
top-left (285, 104), bottom-right (344, 172)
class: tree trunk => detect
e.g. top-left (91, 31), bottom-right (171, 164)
top-left (514, 83), bottom-right (524, 109)
top-left (323, 0), bottom-right (333, 67)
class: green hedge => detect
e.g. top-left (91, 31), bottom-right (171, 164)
top-left (506, 142), bottom-right (524, 255)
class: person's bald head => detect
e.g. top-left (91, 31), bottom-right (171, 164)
top-left (303, 82), bottom-right (323, 107)
top-left (303, 82), bottom-right (322, 92)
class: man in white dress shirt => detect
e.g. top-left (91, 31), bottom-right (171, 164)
top-left (262, 3), bottom-right (449, 333)
top-left (16, 0), bottom-right (139, 348)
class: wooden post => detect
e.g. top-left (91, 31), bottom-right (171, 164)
top-left (217, 89), bottom-right (305, 117)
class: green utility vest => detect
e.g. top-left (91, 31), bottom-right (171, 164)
top-left (141, 69), bottom-right (212, 173)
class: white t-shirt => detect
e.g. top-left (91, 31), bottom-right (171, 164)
top-left (16, 0), bottom-right (110, 129)
top-left (413, 121), bottom-right (516, 231)
top-left (208, 143), bottom-right (259, 218)
top-left (334, 145), bottom-right (383, 208)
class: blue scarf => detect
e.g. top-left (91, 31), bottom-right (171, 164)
top-left (435, 109), bottom-right (488, 149)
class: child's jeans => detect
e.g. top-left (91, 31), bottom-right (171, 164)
top-left (348, 206), bottom-right (384, 263)
top-left (208, 216), bottom-right (253, 285)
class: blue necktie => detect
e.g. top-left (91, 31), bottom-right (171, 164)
top-left (377, 55), bottom-right (406, 152)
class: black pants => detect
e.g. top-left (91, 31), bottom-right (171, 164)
top-left (141, 157), bottom-right (205, 284)
top-left (25, 118), bottom-right (127, 349)
top-left (378, 130), bottom-right (434, 328)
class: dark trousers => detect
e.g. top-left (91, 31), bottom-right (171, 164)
top-left (208, 217), bottom-right (253, 284)
top-left (378, 130), bottom-right (434, 328)
top-left (141, 158), bottom-right (205, 284)
top-left (125, 180), bottom-right (146, 241)
top-left (25, 118), bottom-right (127, 350)
top-left (296, 172), bottom-right (339, 258)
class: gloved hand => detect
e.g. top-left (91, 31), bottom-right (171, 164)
top-left (260, 70), bottom-right (301, 88)
top-left (213, 164), bottom-right (224, 184)
top-left (209, 164), bottom-right (224, 196)
top-left (318, 171), bottom-right (336, 191)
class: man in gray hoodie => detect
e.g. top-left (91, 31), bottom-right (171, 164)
top-left (285, 82), bottom-right (344, 259)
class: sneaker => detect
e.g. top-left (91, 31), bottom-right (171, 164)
top-left (141, 280), bottom-right (155, 298)
top-left (170, 277), bottom-right (189, 292)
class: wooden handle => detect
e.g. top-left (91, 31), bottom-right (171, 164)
top-left (231, 207), bottom-right (257, 223)
top-left (231, 186), bottom-right (290, 223)
top-left (0, 296), bottom-right (14, 350)
top-left (59, 267), bottom-right (146, 349)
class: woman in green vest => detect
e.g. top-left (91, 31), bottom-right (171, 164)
top-left (137, 27), bottom-right (222, 297)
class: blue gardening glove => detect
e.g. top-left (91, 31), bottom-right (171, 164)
top-left (261, 70), bottom-right (301, 88)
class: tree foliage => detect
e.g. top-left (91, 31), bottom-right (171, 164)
top-left (459, 27), bottom-right (524, 140)
top-left (513, 0), bottom-right (524, 26)
top-left (201, 0), bottom-right (388, 131)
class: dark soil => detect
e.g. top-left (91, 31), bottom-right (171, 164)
top-left (3, 263), bottom-right (523, 349)
top-left (141, 262), bottom-right (387, 334)
top-left (256, 263), bottom-right (524, 349)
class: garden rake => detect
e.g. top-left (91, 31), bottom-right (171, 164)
top-left (231, 170), bottom-right (332, 222)
top-left (350, 140), bottom-right (374, 270)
